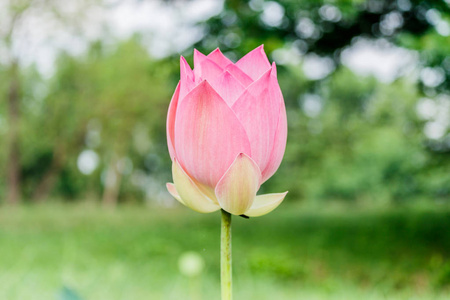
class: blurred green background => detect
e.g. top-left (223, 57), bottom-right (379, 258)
top-left (0, 0), bottom-right (449, 299)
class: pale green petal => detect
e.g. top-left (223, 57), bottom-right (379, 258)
top-left (245, 192), bottom-right (288, 217)
top-left (172, 160), bottom-right (220, 213)
top-left (215, 153), bottom-right (261, 215)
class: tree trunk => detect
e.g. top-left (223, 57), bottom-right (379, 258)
top-left (6, 62), bottom-right (21, 205)
top-left (32, 149), bottom-right (64, 202)
top-left (32, 124), bottom-right (86, 202)
top-left (102, 155), bottom-right (123, 207)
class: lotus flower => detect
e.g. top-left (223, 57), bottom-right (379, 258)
top-left (166, 46), bottom-right (287, 217)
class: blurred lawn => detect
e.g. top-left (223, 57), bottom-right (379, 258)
top-left (1, 202), bottom-right (450, 300)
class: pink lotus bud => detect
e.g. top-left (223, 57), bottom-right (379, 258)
top-left (166, 46), bottom-right (288, 216)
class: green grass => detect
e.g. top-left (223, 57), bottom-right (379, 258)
top-left (0, 202), bottom-right (450, 299)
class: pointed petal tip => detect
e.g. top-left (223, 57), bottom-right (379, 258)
top-left (256, 44), bottom-right (267, 55)
top-left (223, 70), bottom-right (232, 76)
top-left (198, 79), bottom-right (210, 88)
top-left (236, 46), bottom-right (271, 80)
top-left (180, 55), bottom-right (189, 66)
top-left (182, 77), bottom-right (225, 108)
top-left (166, 182), bottom-right (184, 204)
top-left (209, 47), bottom-right (221, 55)
top-left (207, 47), bottom-right (234, 69)
top-left (271, 62), bottom-right (277, 78)
top-left (210, 70), bottom-right (246, 106)
top-left (180, 56), bottom-right (193, 73)
top-left (166, 182), bottom-right (177, 194)
top-left (218, 70), bottom-right (242, 83)
top-left (193, 49), bottom-right (206, 67)
top-left (224, 63), bottom-right (254, 86)
top-left (237, 152), bottom-right (250, 160)
top-left (194, 49), bottom-right (207, 60)
top-left (198, 79), bottom-right (220, 93)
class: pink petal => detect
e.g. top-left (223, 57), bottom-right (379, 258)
top-left (167, 82), bottom-right (181, 160)
top-left (261, 63), bottom-right (287, 182)
top-left (193, 49), bottom-right (223, 83)
top-left (193, 49), bottom-right (206, 72)
top-left (225, 64), bottom-right (254, 87)
top-left (198, 59), bottom-right (224, 83)
top-left (235, 45), bottom-right (271, 81)
top-left (210, 71), bottom-right (245, 106)
top-left (171, 160), bottom-right (220, 213)
top-left (215, 153), bottom-right (261, 215)
top-left (232, 66), bottom-right (281, 173)
top-left (174, 80), bottom-right (251, 188)
top-left (246, 192), bottom-right (287, 217)
top-left (180, 56), bottom-right (194, 80)
top-left (180, 56), bottom-right (196, 100)
top-left (208, 48), bottom-right (233, 69)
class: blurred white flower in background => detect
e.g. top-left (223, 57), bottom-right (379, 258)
top-left (341, 38), bottom-right (417, 83)
top-left (77, 150), bottom-right (99, 175)
top-left (178, 251), bottom-right (205, 277)
top-left (417, 95), bottom-right (450, 140)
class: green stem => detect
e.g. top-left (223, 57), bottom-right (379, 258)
top-left (221, 209), bottom-right (232, 300)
